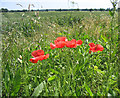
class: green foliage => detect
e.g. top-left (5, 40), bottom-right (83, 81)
top-left (2, 10), bottom-right (119, 96)
top-left (32, 81), bottom-right (46, 96)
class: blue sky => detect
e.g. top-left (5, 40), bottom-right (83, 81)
top-left (0, 0), bottom-right (118, 10)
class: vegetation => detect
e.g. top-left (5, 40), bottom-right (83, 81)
top-left (0, 8), bottom-right (114, 12)
top-left (1, 4), bottom-right (119, 96)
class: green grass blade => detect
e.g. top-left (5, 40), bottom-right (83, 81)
top-left (101, 34), bottom-right (107, 43)
top-left (11, 69), bottom-right (21, 96)
top-left (48, 75), bottom-right (56, 82)
top-left (84, 82), bottom-right (93, 96)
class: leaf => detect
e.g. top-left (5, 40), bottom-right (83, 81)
top-left (101, 34), bottom-right (107, 43)
top-left (58, 33), bottom-right (63, 35)
top-left (49, 68), bottom-right (59, 74)
top-left (109, 10), bottom-right (113, 16)
top-left (48, 75), bottom-right (56, 82)
top-left (32, 81), bottom-right (46, 96)
top-left (84, 82), bottom-right (93, 96)
top-left (97, 69), bottom-right (105, 75)
top-left (11, 69), bottom-right (21, 96)
top-left (106, 44), bottom-right (110, 49)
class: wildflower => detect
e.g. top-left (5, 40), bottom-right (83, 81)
top-left (54, 37), bottom-right (68, 44)
top-left (66, 39), bottom-right (82, 48)
top-left (50, 37), bottom-right (67, 49)
top-left (89, 43), bottom-right (104, 53)
top-left (66, 39), bottom-right (77, 48)
top-left (94, 66), bottom-right (98, 70)
top-left (50, 43), bottom-right (56, 49)
top-left (31, 50), bottom-right (44, 57)
top-left (76, 39), bottom-right (83, 46)
top-left (29, 50), bottom-right (49, 63)
top-left (50, 37), bottom-right (82, 49)
top-left (55, 41), bottom-right (66, 48)
top-left (50, 41), bottom-right (66, 49)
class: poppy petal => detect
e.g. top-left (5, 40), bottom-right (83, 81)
top-left (54, 37), bottom-right (67, 44)
top-left (50, 43), bottom-right (56, 49)
top-left (56, 41), bottom-right (66, 48)
top-left (96, 44), bottom-right (104, 51)
top-left (89, 43), bottom-right (95, 47)
top-left (89, 50), bottom-right (91, 54)
top-left (31, 50), bottom-right (44, 57)
top-left (90, 47), bottom-right (98, 52)
top-left (66, 39), bottom-right (77, 48)
top-left (44, 54), bottom-right (49, 59)
top-left (38, 55), bottom-right (46, 61)
top-left (89, 44), bottom-right (104, 52)
top-left (76, 39), bottom-right (82, 45)
top-left (71, 39), bottom-right (76, 42)
top-left (29, 58), bottom-right (39, 63)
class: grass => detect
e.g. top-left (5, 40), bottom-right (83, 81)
top-left (1, 11), bottom-right (119, 96)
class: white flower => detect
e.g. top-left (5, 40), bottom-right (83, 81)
top-left (22, 13), bottom-right (24, 17)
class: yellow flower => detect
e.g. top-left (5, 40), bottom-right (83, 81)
top-left (94, 66), bottom-right (98, 70)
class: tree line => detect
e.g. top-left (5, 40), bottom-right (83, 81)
top-left (0, 8), bottom-right (115, 12)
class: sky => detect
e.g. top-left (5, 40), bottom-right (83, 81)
top-left (0, 0), bottom-right (119, 10)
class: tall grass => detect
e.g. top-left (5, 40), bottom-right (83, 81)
top-left (1, 5), bottom-right (119, 96)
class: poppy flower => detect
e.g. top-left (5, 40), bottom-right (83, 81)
top-left (50, 43), bottom-right (56, 49)
top-left (76, 39), bottom-right (83, 46)
top-left (29, 50), bottom-right (49, 63)
top-left (89, 43), bottom-right (104, 53)
top-left (50, 37), bottom-right (68, 49)
top-left (66, 39), bottom-right (77, 48)
top-left (50, 41), bottom-right (66, 49)
top-left (31, 50), bottom-right (44, 57)
top-left (55, 41), bottom-right (66, 48)
top-left (54, 37), bottom-right (68, 44)
top-left (50, 37), bottom-right (82, 49)
top-left (89, 43), bottom-right (96, 47)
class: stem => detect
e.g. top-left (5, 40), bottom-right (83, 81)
top-left (107, 0), bottom-right (117, 95)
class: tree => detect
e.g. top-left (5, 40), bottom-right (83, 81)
top-left (89, 8), bottom-right (93, 12)
top-left (100, 8), bottom-right (105, 11)
top-left (0, 8), bottom-right (8, 12)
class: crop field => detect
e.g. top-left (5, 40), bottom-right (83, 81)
top-left (1, 10), bottom-right (119, 96)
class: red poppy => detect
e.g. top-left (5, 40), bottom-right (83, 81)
top-left (76, 39), bottom-right (83, 46)
top-left (89, 43), bottom-right (96, 47)
top-left (31, 50), bottom-right (44, 57)
top-left (50, 37), bottom-right (82, 49)
top-left (55, 41), bottom-right (66, 48)
top-left (66, 39), bottom-right (77, 48)
top-left (54, 37), bottom-right (68, 44)
top-left (50, 43), bottom-right (56, 49)
top-left (50, 37), bottom-right (67, 49)
top-left (44, 54), bottom-right (49, 59)
top-left (89, 43), bottom-right (104, 53)
top-left (30, 50), bottom-right (49, 63)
